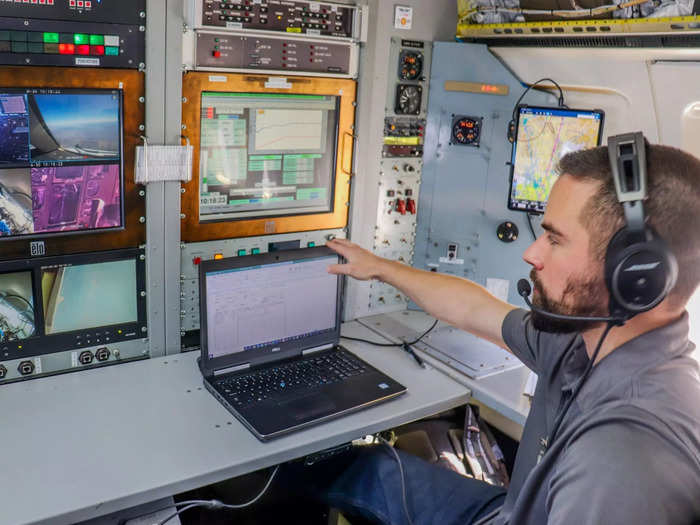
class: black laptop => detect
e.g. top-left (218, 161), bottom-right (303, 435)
top-left (198, 246), bottom-right (406, 441)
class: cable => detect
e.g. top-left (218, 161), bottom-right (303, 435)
top-left (155, 465), bottom-right (280, 525)
top-left (525, 213), bottom-right (538, 241)
top-left (512, 78), bottom-right (566, 127)
top-left (537, 322), bottom-right (615, 463)
top-left (377, 436), bottom-right (414, 525)
top-left (340, 319), bottom-right (439, 348)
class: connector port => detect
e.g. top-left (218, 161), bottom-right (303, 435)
top-left (78, 351), bottom-right (94, 365)
top-left (0, 364), bottom-right (6, 379)
top-left (95, 347), bottom-right (110, 362)
top-left (18, 360), bottom-right (34, 376)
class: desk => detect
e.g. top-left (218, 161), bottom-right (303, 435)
top-left (0, 321), bottom-right (469, 525)
top-left (357, 310), bottom-right (532, 432)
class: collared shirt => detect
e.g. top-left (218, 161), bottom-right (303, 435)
top-left (493, 308), bottom-right (700, 525)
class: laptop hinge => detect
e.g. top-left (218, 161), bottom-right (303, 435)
top-left (302, 343), bottom-right (335, 356)
top-left (213, 363), bottom-right (250, 376)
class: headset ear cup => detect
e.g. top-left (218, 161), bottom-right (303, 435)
top-left (605, 227), bottom-right (677, 316)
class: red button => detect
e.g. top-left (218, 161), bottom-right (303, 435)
top-left (85, 0), bottom-right (91, 5)
top-left (193, 257), bottom-right (202, 265)
top-left (213, 50), bottom-right (221, 58)
top-left (76, 44), bottom-right (90, 55)
top-left (48, 0), bottom-right (53, 4)
top-left (90, 45), bottom-right (104, 55)
top-left (58, 43), bottom-right (75, 54)
top-left (69, 0), bottom-right (75, 5)
top-left (77, 0), bottom-right (83, 6)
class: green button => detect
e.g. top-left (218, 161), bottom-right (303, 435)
top-left (43, 32), bottom-right (59, 43)
top-left (10, 31), bottom-right (27, 42)
top-left (237, 249), bottom-right (247, 256)
top-left (28, 32), bottom-right (43, 43)
top-left (0, 30), bottom-right (9, 41)
top-left (104, 46), bottom-right (119, 56)
top-left (89, 34), bottom-right (104, 45)
top-left (11, 41), bottom-right (28, 53)
top-left (28, 42), bottom-right (43, 53)
top-left (251, 248), bottom-right (260, 254)
top-left (307, 242), bottom-right (315, 248)
top-left (73, 33), bottom-right (89, 45)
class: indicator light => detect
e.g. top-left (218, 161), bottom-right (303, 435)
top-left (214, 253), bottom-right (224, 260)
top-left (58, 43), bottom-right (75, 54)
top-left (76, 44), bottom-right (90, 55)
top-left (73, 33), bottom-right (89, 45)
top-left (43, 32), bottom-right (59, 43)
top-left (89, 34), bottom-right (104, 45)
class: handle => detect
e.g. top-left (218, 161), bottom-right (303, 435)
top-left (340, 130), bottom-right (357, 177)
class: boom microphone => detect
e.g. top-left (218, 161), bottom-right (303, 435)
top-left (516, 279), bottom-right (626, 324)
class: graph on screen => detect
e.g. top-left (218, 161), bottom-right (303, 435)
top-left (253, 109), bottom-right (325, 152)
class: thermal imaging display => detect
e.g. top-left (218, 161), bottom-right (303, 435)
top-left (0, 88), bottom-right (124, 239)
top-left (198, 92), bottom-right (338, 221)
top-left (508, 106), bottom-right (604, 213)
top-left (0, 271), bottom-right (35, 342)
top-left (41, 258), bottom-right (138, 335)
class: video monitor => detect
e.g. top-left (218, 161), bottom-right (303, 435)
top-left (0, 271), bottom-right (36, 342)
top-left (508, 106), bottom-right (604, 213)
top-left (0, 88), bottom-right (124, 239)
top-left (41, 258), bottom-right (138, 335)
top-left (198, 92), bottom-right (339, 221)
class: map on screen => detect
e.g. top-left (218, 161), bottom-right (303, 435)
top-left (509, 106), bottom-right (603, 213)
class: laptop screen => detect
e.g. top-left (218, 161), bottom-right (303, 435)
top-left (204, 255), bottom-right (339, 360)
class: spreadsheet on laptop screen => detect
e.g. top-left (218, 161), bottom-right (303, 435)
top-left (205, 256), bottom-right (338, 359)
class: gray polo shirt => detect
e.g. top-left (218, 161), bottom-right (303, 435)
top-left (493, 308), bottom-right (700, 525)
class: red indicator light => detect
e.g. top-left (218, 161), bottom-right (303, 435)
top-left (193, 257), bottom-right (202, 265)
top-left (76, 44), bottom-right (90, 55)
top-left (58, 43), bottom-right (75, 54)
top-left (90, 45), bottom-right (104, 55)
top-left (213, 50), bottom-right (221, 58)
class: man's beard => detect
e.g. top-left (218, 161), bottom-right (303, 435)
top-left (530, 269), bottom-right (609, 333)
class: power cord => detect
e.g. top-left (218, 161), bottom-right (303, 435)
top-left (508, 78), bottom-right (566, 143)
top-left (525, 212), bottom-right (538, 241)
top-left (377, 436), bottom-right (414, 525)
top-left (340, 319), bottom-right (439, 347)
top-left (153, 465), bottom-right (280, 525)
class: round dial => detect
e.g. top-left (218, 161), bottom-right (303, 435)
top-left (396, 85), bottom-right (422, 115)
top-left (452, 117), bottom-right (481, 146)
top-left (398, 50), bottom-right (423, 81)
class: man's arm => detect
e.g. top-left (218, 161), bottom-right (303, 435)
top-left (326, 238), bottom-right (516, 349)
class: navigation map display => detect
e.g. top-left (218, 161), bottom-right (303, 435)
top-left (0, 88), bottom-right (124, 239)
top-left (198, 92), bottom-right (339, 221)
top-left (508, 106), bottom-right (604, 213)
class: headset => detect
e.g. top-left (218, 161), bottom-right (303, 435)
top-left (518, 131), bottom-right (678, 324)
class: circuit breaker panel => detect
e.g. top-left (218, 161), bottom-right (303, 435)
top-left (370, 38), bottom-right (431, 313)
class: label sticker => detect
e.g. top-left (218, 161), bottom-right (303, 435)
top-left (439, 257), bottom-right (464, 265)
top-left (208, 75), bottom-right (228, 82)
top-left (75, 57), bottom-right (100, 66)
top-left (394, 5), bottom-right (413, 30)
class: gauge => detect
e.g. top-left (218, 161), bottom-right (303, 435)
top-left (451, 116), bottom-right (482, 146)
top-left (398, 50), bottom-right (423, 81)
top-left (395, 85), bottom-right (422, 115)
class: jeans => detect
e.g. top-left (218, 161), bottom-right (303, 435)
top-left (283, 444), bottom-right (506, 525)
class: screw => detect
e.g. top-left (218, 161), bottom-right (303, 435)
top-left (139, 96), bottom-right (145, 103)
top-left (139, 26), bottom-right (145, 32)
top-left (180, 213), bottom-right (186, 219)
top-left (182, 97), bottom-right (188, 103)
top-left (140, 254), bottom-right (145, 260)
top-left (140, 291), bottom-right (147, 297)
top-left (141, 326), bottom-right (147, 333)
top-left (139, 124), bottom-right (145, 131)
top-left (181, 187), bottom-right (186, 194)
top-left (139, 216), bottom-right (146, 223)
top-left (138, 190), bottom-right (145, 197)
top-left (140, 11), bottom-right (146, 17)
top-left (181, 124), bottom-right (187, 130)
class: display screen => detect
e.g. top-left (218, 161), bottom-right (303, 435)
top-left (508, 106), bottom-right (604, 213)
top-left (0, 88), bottom-right (124, 238)
top-left (0, 271), bottom-right (36, 342)
top-left (198, 92), bottom-right (339, 221)
top-left (41, 258), bottom-right (138, 335)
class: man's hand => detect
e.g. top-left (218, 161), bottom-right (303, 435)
top-left (326, 238), bottom-right (387, 281)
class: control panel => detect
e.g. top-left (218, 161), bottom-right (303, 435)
top-left (190, 0), bottom-right (357, 39)
top-left (180, 229), bottom-right (345, 349)
top-left (0, 0), bottom-right (145, 68)
top-left (371, 39), bottom-right (431, 313)
top-left (190, 31), bottom-right (356, 76)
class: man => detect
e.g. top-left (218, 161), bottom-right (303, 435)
top-left (321, 143), bottom-right (700, 524)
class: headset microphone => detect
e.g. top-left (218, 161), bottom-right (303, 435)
top-left (516, 279), bottom-right (626, 324)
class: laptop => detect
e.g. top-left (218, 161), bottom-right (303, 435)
top-left (198, 246), bottom-right (406, 441)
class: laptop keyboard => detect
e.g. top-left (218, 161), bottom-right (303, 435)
top-left (216, 349), bottom-right (370, 408)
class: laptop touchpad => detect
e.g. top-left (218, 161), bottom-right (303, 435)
top-left (278, 393), bottom-right (337, 421)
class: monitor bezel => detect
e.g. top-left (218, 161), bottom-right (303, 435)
top-left (0, 86), bottom-right (126, 241)
top-left (196, 91), bottom-right (340, 223)
top-left (507, 104), bottom-right (605, 214)
top-left (0, 247), bottom-right (146, 361)
top-left (198, 246), bottom-right (342, 377)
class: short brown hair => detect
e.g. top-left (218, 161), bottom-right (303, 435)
top-left (557, 144), bottom-right (700, 308)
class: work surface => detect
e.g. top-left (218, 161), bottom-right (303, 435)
top-left (0, 321), bottom-right (470, 525)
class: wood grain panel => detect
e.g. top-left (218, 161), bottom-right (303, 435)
top-left (181, 72), bottom-right (356, 242)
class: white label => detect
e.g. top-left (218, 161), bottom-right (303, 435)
top-left (34, 358), bottom-right (42, 374)
top-left (486, 277), bottom-right (510, 302)
top-left (306, 29), bottom-right (321, 36)
top-left (226, 22), bottom-right (243, 29)
top-left (71, 352), bottom-right (78, 367)
top-left (208, 75), bottom-right (228, 82)
top-left (264, 77), bottom-right (292, 89)
top-left (394, 5), bottom-right (413, 30)
top-left (310, 2), bottom-right (320, 11)
top-left (29, 241), bottom-right (45, 256)
top-left (75, 57), bottom-right (100, 66)
top-left (439, 257), bottom-right (464, 265)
